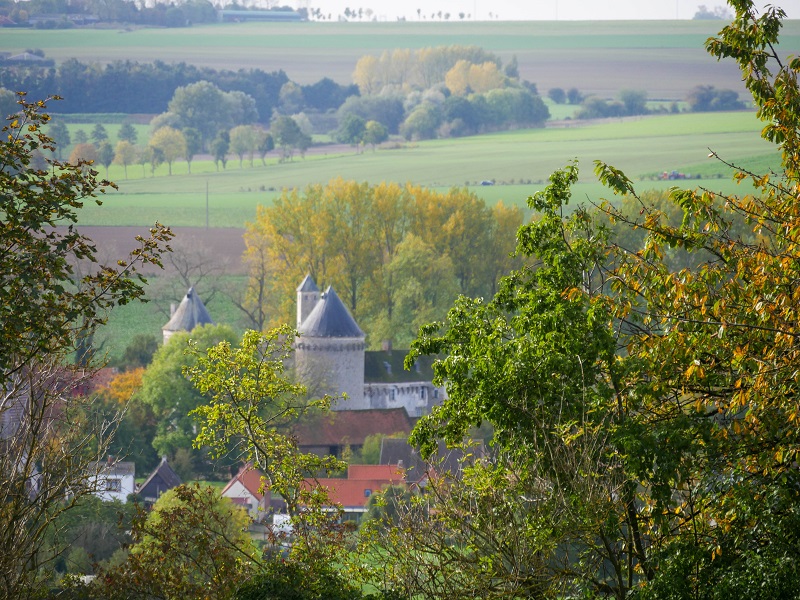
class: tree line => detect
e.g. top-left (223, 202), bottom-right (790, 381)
top-left (0, 58), bottom-right (356, 116)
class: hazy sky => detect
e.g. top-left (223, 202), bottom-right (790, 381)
top-left (298, 1), bottom-right (800, 21)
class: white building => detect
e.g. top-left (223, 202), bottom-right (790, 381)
top-left (89, 459), bottom-right (136, 503)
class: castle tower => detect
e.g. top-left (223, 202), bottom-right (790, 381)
top-left (295, 286), bottom-right (366, 410)
top-left (162, 287), bottom-right (215, 345)
top-left (296, 274), bottom-right (320, 329)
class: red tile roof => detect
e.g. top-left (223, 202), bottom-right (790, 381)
top-left (348, 464), bottom-right (405, 482)
top-left (221, 464), bottom-right (267, 500)
top-left (295, 408), bottom-right (412, 447)
top-left (310, 478), bottom-right (397, 508)
top-left (304, 464), bottom-right (406, 508)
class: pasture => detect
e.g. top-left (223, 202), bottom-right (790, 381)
top-left (75, 111), bottom-right (774, 229)
top-left (5, 20), bottom-right (800, 97)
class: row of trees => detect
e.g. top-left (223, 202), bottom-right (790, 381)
top-left (0, 58), bottom-right (358, 116)
top-left (242, 179), bottom-right (523, 346)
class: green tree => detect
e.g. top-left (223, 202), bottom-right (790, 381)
top-left (149, 126), bottom-right (186, 175)
top-left (117, 121), bottom-right (138, 144)
top-left (0, 96), bottom-right (171, 599)
top-left (618, 88), bottom-right (649, 115)
top-left (210, 130), bottom-right (229, 171)
top-left (180, 127), bottom-right (202, 174)
top-left (97, 140), bottom-right (115, 177)
top-left (91, 122), bottom-right (108, 146)
top-left (229, 124), bottom-right (258, 167)
top-left (0, 88), bottom-right (17, 118)
top-left (335, 113), bottom-right (366, 150)
top-left (48, 119), bottom-right (70, 159)
top-left (187, 329), bottom-right (346, 564)
top-left (139, 324), bottom-right (238, 461)
top-left (256, 128), bottom-right (274, 166)
top-left (95, 484), bottom-right (258, 600)
top-left (271, 115), bottom-right (311, 161)
top-left (73, 129), bottom-right (88, 144)
top-left (362, 120), bottom-right (388, 151)
top-left (399, 2), bottom-right (800, 598)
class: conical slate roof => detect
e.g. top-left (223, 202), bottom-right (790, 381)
top-left (163, 287), bottom-right (214, 333)
top-left (297, 274), bottom-right (319, 292)
top-left (298, 286), bottom-right (364, 338)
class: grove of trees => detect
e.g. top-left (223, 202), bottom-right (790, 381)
top-left (242, 178), bottom-right (523, 348)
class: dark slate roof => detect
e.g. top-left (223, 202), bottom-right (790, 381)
top-left (163, 287), bottom-right (214, 333)
top-left (379, 438), bottom-right (485, 482)
top-left (364, 351), bottom-right (438, 383)
top-left (297, 274), bottom-right (319, 292)
top-left (138, 457), bottom-right (182, 499)
top-left (298, 286), bottom-right (363, 338)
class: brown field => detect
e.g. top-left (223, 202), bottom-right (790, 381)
top-left (79, 226), bottom-right (246, 274)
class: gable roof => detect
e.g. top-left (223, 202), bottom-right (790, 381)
top-left (294, 408), bottom-right (413, 447)
top-left (163, 287), bottom-right (214, 334)
top-left (221, 464), bottom-right (267, 500)
top-left (298, 286), bottom-right (363, 338)
top-left (138, 457), bottom-right (181, 499)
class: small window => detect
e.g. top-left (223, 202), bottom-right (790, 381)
top-left (106, 478), bottom-right (122, 492)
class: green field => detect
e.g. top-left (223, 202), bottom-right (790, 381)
top-left (5, 20), bottom-right (800, 96)
top-left (71, 110), bottom-right (773, 229)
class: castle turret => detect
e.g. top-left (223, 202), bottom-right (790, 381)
top-left (162, 287), bottom-right (214, 345)
top-left (296, 274), bottom-right (320, 329)
top-left (295, 286), bottom-right (366, 409)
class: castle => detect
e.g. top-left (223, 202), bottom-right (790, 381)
top-left (162, 278), bottom-right (444, 418)
top-left (294, 275), bottom-right (444, 417)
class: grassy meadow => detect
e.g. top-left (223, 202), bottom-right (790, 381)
top-left (73, 110), bottom-right (774, 229)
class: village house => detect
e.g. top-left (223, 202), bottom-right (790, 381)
top-left (89, 457), bottom-right (136, 503)
top-left (137, 456), bottom-right (182, 507)
top-left (221, 463), bottom-right (271, 519)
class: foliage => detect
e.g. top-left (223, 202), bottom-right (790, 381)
top-left (233, 560), bottom-right (363, 600)
top-left (244, 179), bottom-right (523, 346)
top-left (352, 45), bottom-right (503, 95)
top-left (685, 84), bottom-right (745, 111)
top-left (94, 483), bottom-right (258, 600)
top-left (117, 122), bottom-right (137, 144)
top-left (271, 115), bottom-right (311, 161)
top-left (139, 324), bottom-right (237, 463)
top-left (186, 329), bottom-right (352, 572)
top-left (187, 329), bottom-right (343, 517)
top-left (0, 94), bottom-right (171, 599)
top-left (148, 125), bottom-right (186, 175)
top-left (397, 2), bottom-right (800, 597)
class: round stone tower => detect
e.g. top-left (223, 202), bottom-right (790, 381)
top-left (295, 283), bottom-right (366, 410)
